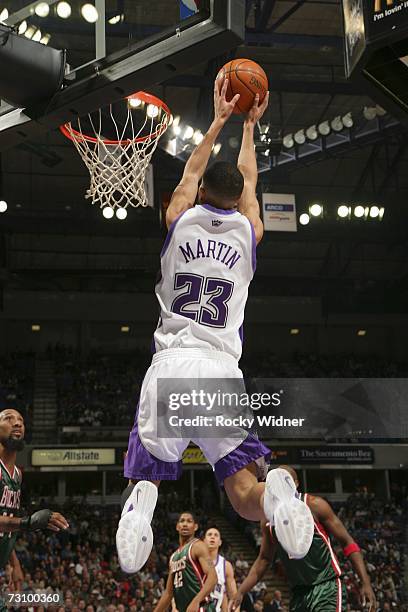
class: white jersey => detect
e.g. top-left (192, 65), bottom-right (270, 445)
top-left (211, 554), bottom-right (227, 611)
top-left (154, 203), bottom-right (256, 361)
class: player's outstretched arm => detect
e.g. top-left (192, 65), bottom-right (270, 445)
top-left (0, 509), bottom-right (69, 533)
top-left (237, 92), bottom-right (269, 245)
top-left (311, 495), bottom-right (377, 612)
top-left (165, 78), bottom-right (240, 229)
top-left (154, 570), bottom-right (174, 612)
top-left (187, 540), bottom-right (218, 612)
top-left (20, 509), bottom-right (69, 532)
top-left (229, 522), bottom-right (275, 611)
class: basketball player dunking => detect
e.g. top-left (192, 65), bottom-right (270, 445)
top-left (204, 527), bottom-right (238, 611)
top-left (154, 512), bottom-right (218, 612)
top-left (0, 409), bottom-right (69, 612)
top-left (229, 467), bottom-right (377, 612)
top-left (116, 79), bottom-right (314, 574)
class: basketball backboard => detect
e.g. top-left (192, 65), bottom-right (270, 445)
top-left (0, 0), bottom-right (245, 150)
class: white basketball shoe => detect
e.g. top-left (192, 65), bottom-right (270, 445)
top-left (116, 481), bottom-right (158, 573)
top-left (264, 468), bottom-right (314, 559)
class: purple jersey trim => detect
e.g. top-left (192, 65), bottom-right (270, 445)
top-left (161, 210), bottom-right (187, 257)
top-left (239, 324), bottom-right (244, 344)
top-left (202, 203), bottom-right (237, 215)
top-left (247, 218), bottom-right (257, 273)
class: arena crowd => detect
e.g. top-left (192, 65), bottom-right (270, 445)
top-left (0, 487), bottom-right (405, 611)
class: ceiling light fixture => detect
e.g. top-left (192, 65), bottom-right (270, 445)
top-left (40, 33), bottom-right (51, 45)
top-left (56, 1), bottom-right (71, 18)
top-left (337, 205), bottom-right (349, 218)
top-left (128, 97), bottom-right (142, 109)
top-left (32, 28), bottom-right (42, 42)
top-left (102, 206), bottom-right (114, 219)
top-left (183, 126), bottom-right (194, 140)
top-left (108, 14), bottom-right (123, 25)
top-left (18, 20), bottom-right (28, 34)
top-left (342, 112), bottom-right (353, 128)
top-left (81, 3), bottom-right (99, 23)
top-left (24, 25), bottom-right (37, 39)
top-left (330, 116), bottom-right (343, 132)
top-left (294, 129), bottom-right (306, 145)
top-left (146, 104), bottom-right (159, 118)
top-left (305, 125), bottom-right (318, 141)
top-left (354, 205), bottom-right (365, 218)
top-left (193, 130), bottom-right (203, 145)
top-left (35, 2), bottom-right (50, 17)
top-left (309, 203), bottom-right (323, 217)
top-left (363, 106), bottom-right (377, 121)
top-left (116, 207), bottom-right (127, 220)
top-left (282, 134), bottom-right (294, 149)
top-left (318, 121), bottom-right (330, 136)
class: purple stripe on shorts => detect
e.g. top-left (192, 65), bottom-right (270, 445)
top-left (202, 203), bottom-right (237, 215)
top-left (160, 210), bottom-right (187, 257)
top-left (124, 417), bottom-right (182, 481)
top-left (214, 435), bottom-right (270, 485)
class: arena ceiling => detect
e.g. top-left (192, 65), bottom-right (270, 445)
top-left (1, 0), bottom-right (408, 314)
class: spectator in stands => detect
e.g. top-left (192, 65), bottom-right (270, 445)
top-left (268, 589), bottom-right (284, 611)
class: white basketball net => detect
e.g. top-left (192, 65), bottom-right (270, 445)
top-left (63, 100), bottom-right (170, 209)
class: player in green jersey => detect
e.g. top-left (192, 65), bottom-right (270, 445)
top-left (154, 511), bottom-right (218, 612)
top-left (0, 409), bottom-right (69, 610)
top-left (229, 467), bottom-right (376, 612)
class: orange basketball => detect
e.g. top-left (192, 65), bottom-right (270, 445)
top-left (216, 59), bottom-right (268, 114)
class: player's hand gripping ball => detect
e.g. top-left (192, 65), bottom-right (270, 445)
top-left (216, 59), bottom-right (268, 114)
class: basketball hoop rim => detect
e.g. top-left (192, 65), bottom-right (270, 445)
top-left (59, 91), bottom-right (171, 145)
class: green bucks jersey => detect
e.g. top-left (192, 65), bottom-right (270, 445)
top-left (0, 460), bottom-right (21, 567)
top-left (170, 538), bottom-right (216, 612)
top-left (273, 493), bottom-right (342, 587)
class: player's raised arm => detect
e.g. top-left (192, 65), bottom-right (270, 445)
top-left (154, 568), bottom-right (175, 612)
top-left (237, 91), bottom-right (269, 245)
top-left (229, 522), bottom-right (276, 611)
top-left (187, 540), bottom-right (218, 612)
top-left (310, 495), bottom-right (377, 612)
top-left (165, 78), bottom-right (240, 228)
